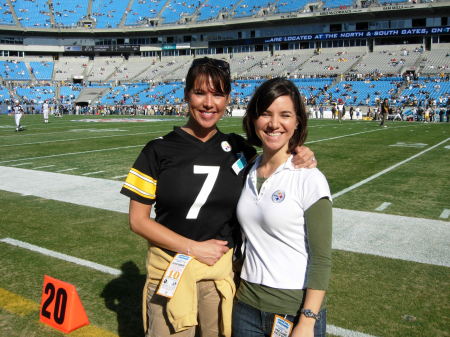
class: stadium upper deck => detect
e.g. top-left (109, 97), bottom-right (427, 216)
top-left (0, 0), bottom-right (449, 111)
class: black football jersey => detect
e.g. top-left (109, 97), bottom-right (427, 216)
top-left (120, 126), bottom-right (256, 249)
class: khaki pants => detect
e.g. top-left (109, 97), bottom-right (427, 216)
top-left (146, 280), bottom-right (222, 337)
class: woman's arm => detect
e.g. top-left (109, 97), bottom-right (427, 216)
top-left (129, 200), bottom-right (229, 266)
top-left (291, 289), bottom-right (325, 337)
top-left (291, 198), bottom-right (332, 337)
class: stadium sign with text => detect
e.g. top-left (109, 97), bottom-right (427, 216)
top-left (64, 45), bottom-right (140, 53)
top-left (263, 26), bottom-right (450, 43)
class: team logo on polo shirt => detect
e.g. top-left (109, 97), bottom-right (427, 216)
top-left (272, 190), bottom-right (285, 203)
top-left (221, 141), bottom-right (232, 152)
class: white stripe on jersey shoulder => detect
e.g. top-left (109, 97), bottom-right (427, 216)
top-left (123, 182), bottom-right (155, 198)
top-left (129, 168), bottom-right (157, 184)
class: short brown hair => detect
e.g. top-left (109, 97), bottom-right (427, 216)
top-left (184, 57), bottom-right (231, 99)
top-left (243, 78), bottom-right (308, 153)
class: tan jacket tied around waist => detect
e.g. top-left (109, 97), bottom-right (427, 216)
top-left (143, 246), bottom-right (235, 337)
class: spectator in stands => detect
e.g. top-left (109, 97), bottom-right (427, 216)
top-left (233, 78), bottom-right (332, 337)
top-left (120, 58), bottom-right (316, 337)
top-left (380, 98), bottom-right (389, 127)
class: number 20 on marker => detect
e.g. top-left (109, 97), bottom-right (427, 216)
top-left (39, 275), bottom-right (89, 333)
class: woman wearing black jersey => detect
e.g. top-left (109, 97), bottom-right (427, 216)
top-left (120, 57), bottom-right (316, 337)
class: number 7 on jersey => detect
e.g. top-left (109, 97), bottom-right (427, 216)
top-left (186, 165), bottom-right (220, 219)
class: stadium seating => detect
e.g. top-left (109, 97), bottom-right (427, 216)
top-left (0, 85), bottom-right (11, 103)
top-left (133, 82), bottom-right (184, 105)
top-left (299, 48), bottom-right (365, 76)
top-left (0, 60), bottom-right (30, 80)
top-left (197, 0), bottom-right (232, 21)
top-left (0, 1), bottom-right (15, 25)
top-left (11, 0), bottom-right (51, 27)
top-left (91, 0), bottom-right (128, 28)
top-left (16, 85), bottom-right (55, 103)
top-left (53, 0), bottom-right (89, 27)
top-left (160, 0), bottom-right (201, 24)
top-left (353, 46), bottom-right (423, 75)
top-left (275, 0), bottom-right (311, 13)
top-left (328, 80), bottom-right (400, 106)
top-left (59, 85), bottom-right (82, 104)
top-left (54, 57), bottom-right (90, 81)
top-left (233, 0), bottom-right (272, 18)
top-left (100, 83), bottom-right (149, 105)
top-left (125, 0), bottom-right (166, 26)
top-left (420, 45), bottom-right (450, 75)
top-left (29, 61), bottom-right (54, 81)
top-left (86, 57), bottom-right (125, 82)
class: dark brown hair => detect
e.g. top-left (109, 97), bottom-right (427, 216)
top-left (243, 78), bottom-right (308, 153)
top-left (184, 57), bottom-right (231, 99)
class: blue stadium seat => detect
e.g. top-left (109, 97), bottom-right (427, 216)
top-left (16, 85), bottom-right (55, 103)
top-left (53, 0), bottom-right (89, 27)
top-left (0, 61), bottom-right (31, 81)
top-left (125, 0), bottom-right (166, 26)
top-left (11, 0), bottom-right (51, 27)
top-left (233, 0), bottom-right (271, 18)
top-left (0, 1), bottom-right (16, 25)
top-left (30, 61), bottom-right (54, 81)
top-left (91, 0), bottom-right (128, 28)
top-left (160, 0), bottom-right (200, 24)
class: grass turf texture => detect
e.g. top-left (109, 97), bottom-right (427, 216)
top-left (0, 114), bottom-right (449, 336)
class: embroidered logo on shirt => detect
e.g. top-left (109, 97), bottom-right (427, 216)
top-left (271, 190), bottom-right (285, 203)
top-left (221, 141), bottom-right (232, 152)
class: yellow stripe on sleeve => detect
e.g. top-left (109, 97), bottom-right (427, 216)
top-left (123, 168), bottom-right (157, 199)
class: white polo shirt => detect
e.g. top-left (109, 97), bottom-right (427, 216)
top-left (237, 155), bottom-right (331, 289)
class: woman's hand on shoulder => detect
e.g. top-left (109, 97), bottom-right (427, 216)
top-left (191, 239), bottom-right (229, 266)
top-left (292, 145), bottom-right (317, 168)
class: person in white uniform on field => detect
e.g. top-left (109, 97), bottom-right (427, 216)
top-left (13, 100), bottom-right (24, 131)
top-left (233, 78), bottom-right (332, 337)
top-left (42, 100), bottom-right (49, 123)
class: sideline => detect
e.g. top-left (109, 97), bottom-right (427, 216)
top-left (0, 165), bottom-right (448, 267)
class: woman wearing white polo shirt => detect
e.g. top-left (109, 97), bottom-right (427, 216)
top-left (233, 78), bottom-right (332, 337)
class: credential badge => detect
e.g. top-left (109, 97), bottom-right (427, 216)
top-left (272, 190), bottom-right (285, 203)
top-left (221, 141), bottom-right (232, 152)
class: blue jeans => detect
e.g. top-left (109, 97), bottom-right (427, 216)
top-left (232, 300), bottom-right (327, 337)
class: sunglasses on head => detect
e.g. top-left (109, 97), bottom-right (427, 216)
top-left (192, 57), bottom-right (230, 75)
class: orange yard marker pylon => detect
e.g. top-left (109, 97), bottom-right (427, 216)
top-left (39, 275), bottom-right (89, 333)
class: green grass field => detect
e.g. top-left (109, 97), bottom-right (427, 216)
top-left (0, 114), bottom-right (449, 337)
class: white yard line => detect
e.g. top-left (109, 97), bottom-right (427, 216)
top-left (0, 130), bottom-right (163, 147)
top-left (375, 202), bottom-right (392, 211)
top-left (33, 165), bottom-right (55, 170)
top-left (332, 137), bottom-right (450, 199)
top-left (328, 325), bottom-right (379, 337)
top-left (305, 125), bottom-right (410, 144)
top-left (0, 144), bottom-right (143, 164)
top-left (82, 170), bottom-right (105, 176)
top-left (0, 165), bottom-right (448, 267)
top-left (440, 209), bottom-right (450, 219)
top-left (9, 162), bottom-right (32, 167)
top-left (112, 174), bottom-right (128, 179)
top-left (56, 168), bottom-right (78, 173)
top-left (0, 237), bottom-right (120, 276)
